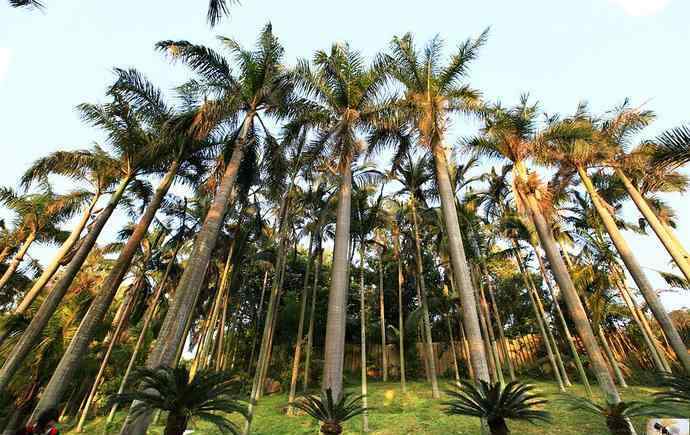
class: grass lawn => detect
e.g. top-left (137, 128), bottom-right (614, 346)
top-left (65, 379), bottom-right (665, 434)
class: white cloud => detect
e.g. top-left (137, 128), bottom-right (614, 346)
top-left (609, 0), bottom-right (670, 16)
top-left (0, 48), bottom-right (11, 82)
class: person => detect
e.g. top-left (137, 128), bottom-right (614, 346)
top-left (15, 408), bottom-right (60, 435)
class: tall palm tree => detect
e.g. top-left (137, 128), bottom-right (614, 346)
top-left (379, 30), bottom-right (492, 382)
top-left (539, 106), bottom-right (690, 373)
top-left (0, 92), bottom-right (155, 396)
top-left (649, 125), bottom-right (690, 170)
top-left (32, 68), bottom-right (216, 414)
top-left (120, 24), bottom-right (294, 435)
top-left (464, 96), bottom-right (623, 404)
top-left (287, 42), bottom-right (391, 402)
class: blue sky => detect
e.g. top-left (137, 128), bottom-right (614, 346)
top-left (1, 0), bottom-right (688, 308)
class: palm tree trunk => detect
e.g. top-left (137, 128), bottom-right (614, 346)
top-left (36, 160), bottom-right (181, 414)
top-left (515, 164), bottom-right (621, 405)
top-left (597, 328), bottom-right (628, 388)
top-left (431, 141), bottom-right (490, 382)
top-left (458, 319), bottom-right (474, 379)
top-left (287, 230), bottom-right (315, 414)
top-left (578, 166), bottom-right (690, 373)
top-left (76, 284), bottom-right (136, 432)
top-left (534, 249), bottom-right (592, 398)
top-left (304, 241), bottom-right (323, 391)
top-left (106, 245), bottom-right (177, 424)
top-left (14, 192), bottom-right (100, 315)
top-left (359, 240), bottom-right (370, 432)
top-left (410, 199), bottom-right (440, 398)
top-left (119, 116), bottom-right (252, 435)
top-left (616, 168), bottom-right (690, 280)
top-left (321, 162), bottom-right (353, 400)
top-left (249, 270), bottom-right (270, 373)
top-left (446, 315), bottom-right (461, 383)
top-left (475, 270), bottom-right (504, 385)
top-left (0, 175), bottom-right (131, 396)
top-left (0, 229), bottom-right (36, 290)
top-left (484, 277), bottom-right (516, 381)
top-left (0, 245), bottom-right (11, 265)
top-left (378, 255), bottom-right (388, 382)
top-left (393, 227), bottom-right (407, 393)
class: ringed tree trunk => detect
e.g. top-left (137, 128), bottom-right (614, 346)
top-left (0, 229), bottom-right (36, 290)
top-left (13, 191), bottom-right (101, 316)
top-left (533, 248), bottom-right (592, 398)
top-left (304, 241), bottom-right (323, 391)
top-left (35, 159), bottom-right (181, 414)
top-left (378, 253), bottom-right (388, 382)
top-left (616, 168), bottom-right (690, 280)
top-left (119, 115), bottom-right (252, 435)
top-left (409, 198), bottom-right (440, 398)
top-left (431, 140), bottom-right (490, 382)
top-left (446, 315), bottom-right (461, 383)
top-left (287, 230), bottom-right (316, 414)
top-left (514, 162), bottom-right (621, 405)
top-left (248, 270), bottom-right (270, 374)
top-left (392, 225), bottom-right (406, 393)
top-left (321, 161), bottom-right (353, 400)
top-left (359, 240), bottom-right (369, 432)
top-left (484, 275), bottom-right (516, 381)
top-left (0, 175), bottom-right (132, 396)
top-left (578, 166), bottom-right (690, 373)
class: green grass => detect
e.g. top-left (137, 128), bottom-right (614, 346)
top-left (64, 379), bottom-right (665, 434)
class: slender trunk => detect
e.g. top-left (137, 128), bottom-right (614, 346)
top-left (598, 328), bottom-right (628, 388)
top-left (446, 315), bottom-right (461, 383)
top-left (36, 161), bottom-right (181, 414)
top-left (321, 162), bottom-right (353, 400)
top-left (534, 249), bottom-right (592, 398)
top-left (0, 176), bottom-right (131, 396)
top-left (119, 116), bottom-right (252, 435)
top-left (14, 193), bottom-right (100, 315)
top-left (393, 228), bottom-right (406, 393)
top-left (514, 249), bottom-right (564, 390)
top-left (484, 277), bottom-right (516, 381)
top-left (359, 240), bottom-right (369, 432)
top-left (0, 230), bottom-right (35, 290)
top-left (287, 230), bottom-right (315, 413)
top-left (578, 166), bottom-right (690, 373)
top-left (76, 285), bottom-right (136, 432)
top-left (0, 245), bottom-right (11, 265)
top-left (106, 245), bottom-right (178, 424)
top-left (663, 223), bottom-right (690, 265)
top-left (304, 242), bottom-right (323, 391)
top-left (459, 320), bottom-right (474, 379)
top-left (409, 199), bottom-right (440, 398)
top-left (475, 269), bottom-right (504, 385)
top-left (515, 163), bottom-right (621, 405)
top-left (617, 168), bottom-right (690, 280)
top-left (249, 270), bottom-right (270, 373)
top-left (431, 141), bottom-right (489, 382)
top-left (378, 254), bottom-right (388, 382)
top-left (244, 182), bottom-right (294, 434)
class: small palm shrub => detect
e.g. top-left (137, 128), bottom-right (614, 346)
top-left (443, 380), bottom-right (551, 435)
top-left (109, 366), bottom-right (248, 435)
top-left (290, 388), bottom-right (366, 435)
top-left (561, 396), bottom-right (661, 435)
top-left (655, 373), bottom-right (690, 407)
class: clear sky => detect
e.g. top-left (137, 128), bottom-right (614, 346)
top-left (1, 0), bottom-right (688, 309)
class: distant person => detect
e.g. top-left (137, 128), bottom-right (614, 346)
top-left (16, 408), bottom-right (60, 435)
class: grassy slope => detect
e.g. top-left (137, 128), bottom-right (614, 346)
top-left (66, 380), bottom-right (663, 434)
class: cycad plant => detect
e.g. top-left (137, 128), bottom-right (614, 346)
top-left (655, 373), bottom-right (690, 410)
top-left (109, 366), bottom-right (248, 435)
top-left (562, 395), bottom-right (661, 435)
top-left (291, 388), bottom-right (367, 435)
top-left (444, 380), bottom-right (551, 435)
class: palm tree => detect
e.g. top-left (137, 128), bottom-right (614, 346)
top-left (0, 186), bottom-right (84, 292)
top-left (109, 366), bottom-right (248, 435)
top-left (7, 0), bottom-right (43, 9)
top-left (119, 25), bottom-right (294, 435)
top-left (391, 153), bottom-right (440, 397)
top-left (539, 106), bottom-right (690, 373)
top-left (291, 388), bottom-right (366, 435)
top-left (379, 30), bottom-right (491, 382)
top-left (0, 91), bottom-right (154, 396)
top-left (464, 96), bottom-right (623, 404)
top-left (288, 42), bottom-right (391, 402)
top-left (32, 68), bottom-right (215, 414)
top-left (444, 380), bottom-right (551, 435)
top-left (649, 125), bottom-right (690, 170)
